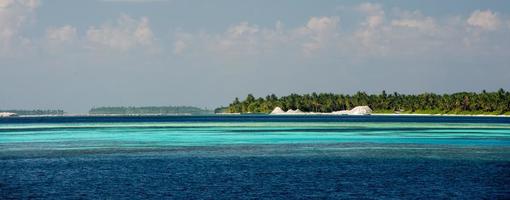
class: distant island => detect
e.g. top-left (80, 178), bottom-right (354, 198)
top-left (89, 106), bottom-right (213, 115)
top-left (224, 89), bottom-right (510, 115)
top-left (0, 109), bottom-right (64, 116)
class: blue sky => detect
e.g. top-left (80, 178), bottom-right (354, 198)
top-left (1, 0), bottom-right (510, 112)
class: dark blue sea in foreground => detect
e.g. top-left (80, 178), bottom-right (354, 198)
top-left (1, 115), bottom-right (509, 199)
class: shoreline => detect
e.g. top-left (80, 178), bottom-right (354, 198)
top-left (270, 113), bottom-right (510, 117)
top-left (1, 113), bottom-right (509, 118)
top-left (371, 113), bottom-right (510, 117)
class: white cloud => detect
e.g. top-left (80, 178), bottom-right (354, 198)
top-left (171, 3), bottom-right (510, 61)
top-left (226, 21), bottom-right (259, 37)
top-left (467, 10), bottom-right (500, 31)
top-left (0, 0), bottom-right (35, 8)
top-left (358, 2), bottom-right (384, 16)
top-left (101, 0), bottom-right (167, 2)
top-left (355, 3), bottom-right (386, 52)
top-left (46, 25), bottom-right (77, 43)
top-left (0, 0), bottom-right (14, 8)
top-left (173, 39), bottom-right (187, 54)
top-left (173, 32), bottom-right (193, 55)
top-left (0, 0), bottom-right (39, 56)
top-left (213, 22), bottom-right (260, 55)
top-left (4, 1), bottom-right (500, 62)
top-left (391, 11), bottom-right (437, 33)
top-left (134, 17), bottom-right (153, 45)
top-left (86, 15), bottom-right (154, 51)
top-left (203, 21), bottom-right (290, 56)
top-left (353, 4), bottom-right (450, 56)
top-left (298, 16), bottom-right (340, 54)
top-left (392, 18), bottom-right (435, 30)
top-left (304, 16), bottom-right (339, 34)
top-left (19, 0), bottom-right (39, 9)
top-left (358, 2), bottom-right (384, 28)
top-left (174, 16), bottom-right (341, 57)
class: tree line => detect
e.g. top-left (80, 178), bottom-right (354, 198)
top-left (89, 106), bottom-right (213, 115)
top-left (226, 89), bottom-right (510, 115)
top-left (0, 109), bottom-right (64, 115)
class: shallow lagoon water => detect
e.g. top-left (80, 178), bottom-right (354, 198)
top-left (1, 115), bottom-right (509, 199)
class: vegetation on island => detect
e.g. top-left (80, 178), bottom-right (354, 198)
top-left (214, 107), bottom-right (229, 114)
top-left (0, 109), bottom-right (64, 116)
top-left (89, 106), bottom-right (213, 115)
top-left (225, 89), bottom-right (510, 115)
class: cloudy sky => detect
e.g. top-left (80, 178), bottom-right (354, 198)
top-left (1, 0), bottom-right (510, 112)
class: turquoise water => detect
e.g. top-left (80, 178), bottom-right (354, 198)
top-left (1, 121), bottom-right (510, 151)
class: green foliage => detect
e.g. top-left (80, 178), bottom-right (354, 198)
top-left (214, 106), bottom-right (229, 113)
top-left (89, 106), bottom-right (212, 115)
top-left (226, 89), bottom-right (510, 115)
top-left (0, 109), bottom-right (64, 115)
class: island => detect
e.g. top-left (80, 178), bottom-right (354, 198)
top-left (89, 106), bottom-right (213, 115)
top-left (223, 89), bottom-right (510, 116)
top-left (0, 109), bottom-right (64, 117)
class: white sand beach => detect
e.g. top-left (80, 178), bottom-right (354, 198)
top-left (269, 106), bottom-right (509, 117)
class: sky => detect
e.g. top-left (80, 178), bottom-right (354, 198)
top-left (1, 0), bottom-right (510, 113)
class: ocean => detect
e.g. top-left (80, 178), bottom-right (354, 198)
top-left (1, 115), bottom-right (509, 199)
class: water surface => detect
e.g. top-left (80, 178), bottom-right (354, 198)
top-left (1, 115), bottom-right (509, 199)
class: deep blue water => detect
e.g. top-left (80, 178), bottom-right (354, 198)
top-left (2, 155), bottom-right (509, 199)
top-left (1, 115), bottom-right (509, 199)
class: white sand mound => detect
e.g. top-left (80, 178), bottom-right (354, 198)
top-left (286, 109), bottom-right (304, 114)
top-left (270, 107), bottom-right (285, 114)
top-left (332, 106), bottom-right (372, 115)
top-left (349, 106), bottom-right (372, 115)
top-left (0, 112), bottom-right (17, 117)
top-left (271, 106), bottom-right (372, 115)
